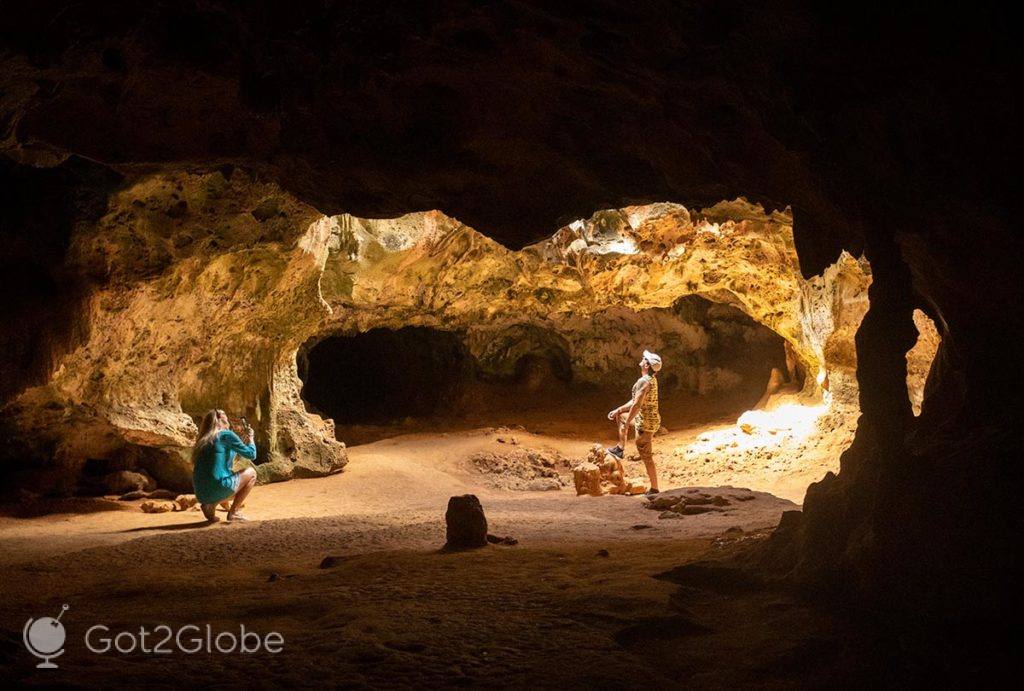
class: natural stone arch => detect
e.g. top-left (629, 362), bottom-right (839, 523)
top-left (317, 200), bottom-right (871, 406)
top-left (0, 170), bottom-right (871, 490)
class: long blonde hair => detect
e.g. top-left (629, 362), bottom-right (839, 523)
top-left (192, 409), bottom-right (227, 463)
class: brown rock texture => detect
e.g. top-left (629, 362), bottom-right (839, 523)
top-left (0, 181), bottom-right (866, 496)
top-left (572, 444), bottom-right (647, 496)
top-left (0, 1), bottom-right (1019, 665)
top-left (907, 310), bottom-right (940, 416)
top-left (1, 170), bottom-right (348, 489)
top-left (318, 202), bottom-right (870, 400)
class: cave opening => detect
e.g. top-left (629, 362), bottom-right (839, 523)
top-left (297, 296), bottom-right (792, 446)
top-left (298, 327), bottom-right (473, 426)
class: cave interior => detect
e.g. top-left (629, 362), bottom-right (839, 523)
top-left (0, 0), bottom-right (1020, 685)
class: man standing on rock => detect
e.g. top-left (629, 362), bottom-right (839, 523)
top-left (607, 350), bottom-right (662, 495)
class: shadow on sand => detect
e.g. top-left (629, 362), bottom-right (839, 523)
top-left (116, 519), bottom-right (215, 533)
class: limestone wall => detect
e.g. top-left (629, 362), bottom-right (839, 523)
top-left (1, 172), bottom-right (870, 493)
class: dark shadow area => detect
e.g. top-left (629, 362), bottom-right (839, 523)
top-left (299, 327), bottom-right (472, 425)
top-left (116, 520), bottom-right (215, 533)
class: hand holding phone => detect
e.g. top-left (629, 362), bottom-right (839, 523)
top-left (240, 416), bottom-right (254, 443)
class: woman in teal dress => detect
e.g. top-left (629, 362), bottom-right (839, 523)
top-left (192, 409), bottom-right (257, 522)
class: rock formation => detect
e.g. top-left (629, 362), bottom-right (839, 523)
top-left (1, 183), bottom-right (868, 496)
top-left (443, 494), bottom-right (488, 550)
top-left (1, 1), bottom-right (1018, 665)
top-left (572, 444), bottom-right (648, 496)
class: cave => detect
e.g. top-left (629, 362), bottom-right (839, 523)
top-left (297, 297), bottom-right (793, 445)
top-left (299, 327), bottom-right (475, 426)
top-left (0, 1), bottom-right (1018, 686)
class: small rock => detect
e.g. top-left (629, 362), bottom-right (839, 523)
top-left (659, 510), bottom-right (684, 519)
top-left (596, 549), bottom-right (610, 557)
top-left (631, 524), bottom-right (653, 530)
top-left (145, 489), bottom-right (177, 500)
top-left (646, 495), bottom-right (680, 511)
top-left (319, 556), bottom-right (344, 569)
top-left (444, 495), bottom-right (488, 550)
top-left (174, 494), bottom-right (198, 511)
top-left (486, 534), bottom-right (518, 546)
top-left (118, 490), bottom-right (147, 501)
top-left (140, 499), bottom-right (175, 513)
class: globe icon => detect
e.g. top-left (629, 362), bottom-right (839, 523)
top-left (23, 604), bottom-right (69, 668)
top-left (27, 618), bottom-right (65, 653)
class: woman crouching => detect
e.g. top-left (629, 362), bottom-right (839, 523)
top-left (192, 409), bottom-right (257, 523)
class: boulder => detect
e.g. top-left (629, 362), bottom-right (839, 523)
top-left (103, 470), bottom-right (156, 495)
top-left (572, 461), bottom-right (604, 497)
top-left (444, 495), bottom-right (488, 550)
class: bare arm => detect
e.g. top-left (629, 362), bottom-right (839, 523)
top-left (624, 382), bottom-right (650, 427)
top-left (607, 381), bottom-right (651, 420)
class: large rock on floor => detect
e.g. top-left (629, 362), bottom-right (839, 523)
top-left (102, 470), bottom-right (156, 495)
top-left (444, 495), bottom-right (489, 550)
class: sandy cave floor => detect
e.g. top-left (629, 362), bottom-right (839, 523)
top-left (0, 411), bottom-right (878, 687)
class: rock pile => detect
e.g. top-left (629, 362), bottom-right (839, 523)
top-left (139, 493), bottom-right (199, 513)
top-left (572, 445), bottom-right (648, 496)
top-left (644, 488), bottom-right (756, 519)
top-left (469, 447), bottom-right (568, 491)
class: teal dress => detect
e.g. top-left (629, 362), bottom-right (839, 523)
top-left (192, 430), bottom-right (257, 504)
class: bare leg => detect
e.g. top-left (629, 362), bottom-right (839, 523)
top-left (616, 412), bottom-right (628, 450)
top-left (201, 503), bottom-right (219, 522)
top-left (637, 430), bottom-right (658, 491)
top-left (227, 467), bottom-right (256, 520)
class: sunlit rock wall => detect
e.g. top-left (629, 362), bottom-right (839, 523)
top-left (318, 200), bottom-right (871, 399)
top-left (1, 176), bottom-right (869, 494)
top-left (2, 170), bottom-right (346, 491)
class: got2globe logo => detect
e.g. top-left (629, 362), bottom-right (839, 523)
top-left (23, 604), bottom-right (70, 668)
top-left (22, 603), bottom-right (285, 668)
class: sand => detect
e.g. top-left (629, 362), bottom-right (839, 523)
top-left (1, 421), bottom-right (876, 687)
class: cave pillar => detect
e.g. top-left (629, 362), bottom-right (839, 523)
top-left (253, 350), bottom-right (348, 484)
top-left (794, 233), bottom-right (917, 592)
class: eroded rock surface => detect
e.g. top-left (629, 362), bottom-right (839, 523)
top-left (0, 186), bottom-right (869, 495)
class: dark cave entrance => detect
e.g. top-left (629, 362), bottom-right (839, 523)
top-left (298, 327), bottom-right (473, 425)
top-left (298, 298), bottom-right (790, 445)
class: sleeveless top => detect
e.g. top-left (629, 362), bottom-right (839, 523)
top-left (632, 374), bottom-right (660, 432)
